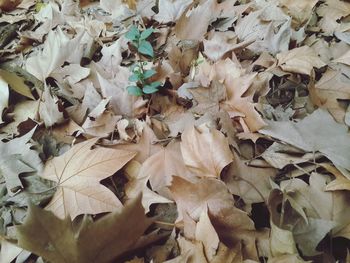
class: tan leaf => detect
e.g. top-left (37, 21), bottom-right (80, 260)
top-left (113, 123), bottom-right (162, 163)
top-left (140, 141), bottom-right (195, 198)
top-left (277, 0), bottom-right (318, 26)
top-left (195, 209), bottom-right (220, 261)
top-left (222, 151), bottom-right (276, 204)
top-left (180, 126), bottom-right (233, 178)
top-left (16, 196), bottom-right (154, 263)
top-left (174, 0), bottom-right (217, 41)
top-left (0, 69), bottom-right (34, 100)
top-left (259, 109), bottom-right (350, 170)
top-left (124, 160), bottom-right (172, 213)
top-left (41, 138), bottom-right (136, 219)
top-left (0, 77), bottom-right (9, 124)
top-left (276, 46), bottom-right (326, 75)
top-left (222, 73), bottom-right (266, 132)
top-left (310, 68), bottom-right (350, 122)
top-left (154, 0), bottom-right (192, 24)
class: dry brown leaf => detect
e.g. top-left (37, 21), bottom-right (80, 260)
top-left (154, 0), bottom-right (192, 23)
top-left (168, 176), bottom-right (254, 230)
top-left (180, 125), bottom-right (233, 178)
top-left (221, 73), bottom-right (266, 132)
top-left (140, 141), bottom-right (195, 198)
top-left (113, 123), bottom-right (162, 163)
top-left (124, 160), bottom-right (172, 213)
top-left (40, 138), bottom-right (136, 219)
top-left (276, 46), bottom-right (326, 75)
top-left (222, 151), bottom-right (276, 204)
top-left (195, 209), bottom-right (220, 261)
top-left (174, 0), bottom-right (217, 41)
top-left (310, 68), bottom-right (350, 122)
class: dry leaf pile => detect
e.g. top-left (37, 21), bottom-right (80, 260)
top-left (1, 0), bottom-right (350, 262)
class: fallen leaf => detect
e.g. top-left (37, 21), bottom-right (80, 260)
top-left (174, 0), bottom-right (217, 41)
top-left (180, 125), bottom-right (233, 178)
top-left (259, 109), bottom-right (350, 170)
top-left (16, 195), bottom-right (153, 263)
top-left (154, 0), bottom-right (192, 24)
top-left (40, 138), bottom-right (136, 219)
top-left (113, 123), bottom-right (162, 163)
top-left (310, 68), bottom-right (350, 122)
top-left (0, 127), bottom-right (42, 194)
top-left (124, 160), bottom-right (172, 213)
top-left (195, 209), bottom-right (220, 261)
top-left (0, 70), bottom-right (34, 100)
top-left (276, 46), bottom-right (326, 75)
top-left (0, 77), bottom-right (9, 124)
top-left (140, 141), bottom-right (194, 198)
top-left (222, 151), bottom-right (276, 204)
top-left (26, 27), bottom-right (84, 82)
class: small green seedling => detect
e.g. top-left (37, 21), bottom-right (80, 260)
top-left (125, 25), bottom-right (162, 96)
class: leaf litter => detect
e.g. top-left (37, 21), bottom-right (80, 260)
top-left (1, 0), bottom-right (350, 262)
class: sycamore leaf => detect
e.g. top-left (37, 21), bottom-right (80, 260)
top-left (195, 209), bottom-right (220, 261)
top-left (113, 123), bottom-right (162, 163)
top-left (180, 125), bottom-right (233, 178)
top-left (139, 141), bottom-right (194, 198)
top-left (26, 27), bottom-right (84, 81)
top-left (124, 160), bottom-right (172, 213)
top-left (222, 151), bottom-right (276, 204)
top-left (40, 138), bottom-right (136, 219)
top-left (276, 46), bottom-right (326, 75)
top-left (0, 127), bottom-right (42, 194)
top-left (38, 88), bottom-right (65, 127)
top-left (174, 0), bottom-right (217, 41)
top-left (154, 0), bottom-right (192, 23)
top-left (0, 77), bottom-right (9, 124)
top-left (310, 68), bottom-right (350, 122)
top-left (0, 70), bottom-right (34, 100)
top-left (16, 195), bottom-right (153, 263)
top-left (259, 109), bottom-right (350, 170)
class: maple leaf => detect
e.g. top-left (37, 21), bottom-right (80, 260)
top-left (180, 125), bottom-right (233, 178)
top-left (40, 138), bottom-right (136, 219)
top-left (15, 195), bottom-right (154, 263)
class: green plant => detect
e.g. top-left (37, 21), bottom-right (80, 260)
top-left (125, 25), bottom-right (161, 96)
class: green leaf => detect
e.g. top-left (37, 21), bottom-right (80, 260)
top-left (143, 69), bottom-right (156, 79)
top-left (128, 73), bottom-right (140, 82)
top-left (125, 25), bottom-right (140, 41)
top-left (138, 40), bottom-right (154, 57)
top-left (127, 86), bottom-right (143, 96)
top-left (15, 195), bottom-right (154, 263)
top-left (140, 28), bottom-right (154, 40)
top-left (142, 84), bottom-right (159, 94)
top-left (150, 81), bottom-right (162, 88)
